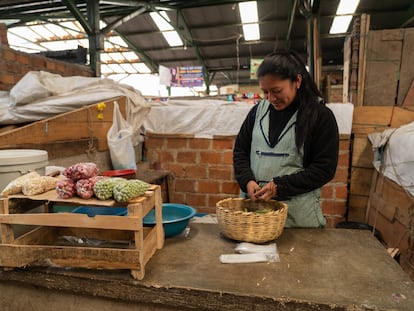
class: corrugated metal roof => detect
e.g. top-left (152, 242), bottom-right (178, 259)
top-left (0, 0), bottom-right (413, 90)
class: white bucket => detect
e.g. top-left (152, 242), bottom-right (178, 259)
top-left (0, 149), bottom-right (48, 192)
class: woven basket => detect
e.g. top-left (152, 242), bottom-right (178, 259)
top-left (216, 198), bottom-right (288, 244)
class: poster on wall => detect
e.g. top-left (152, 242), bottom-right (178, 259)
top-left (160, 65), bottom-right (204, 87)
top-left (171, 66), bottom-right (204, 87)
top-left (250, 58), bottom-right (263, 80)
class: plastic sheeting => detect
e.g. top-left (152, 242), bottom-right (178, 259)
top-left (368, 121), bottom-right (414, 196)
top-left (143, 99), bottom-right (354, 138)
top-left (0, 71), bottom-right (150, 145)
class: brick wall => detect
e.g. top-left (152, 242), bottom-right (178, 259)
top-left (0, 23), bottom-right (93, 91)
top-left (145, 133), bottom-right (351, 228)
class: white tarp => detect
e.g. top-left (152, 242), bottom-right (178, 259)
top-left (143, 99), bottom-right (354, 138)
top-left (368, 121), bottom-right (414, 196)
top-left (0, 71), bottom-right (150, 145)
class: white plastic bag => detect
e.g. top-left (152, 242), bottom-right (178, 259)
top-left (107, 101), bottom-right (137, 170)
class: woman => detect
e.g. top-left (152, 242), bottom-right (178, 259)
top-left (233, 50), bottom-right (339, 228)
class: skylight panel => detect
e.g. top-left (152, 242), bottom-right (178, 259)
top-left (239, 1), bottom-right (258, 23)
top-left (329, 15), bottom-right (353, 34)
top-left (30, 25), bottom-right (54, 39)
top-left (107, 36), bottom-right (129, 48)
top-left (120, 63), bottom-right (137, 73)
top-left (110, 52), bottom-right (124, 62)
top-left (101, 64), bottom-right (114, 74)
top-left (329, 0), bottom-right (360, 34)
top-left (107, 63), bottom-right (124, 73)
top-left (40, 39), bottom-right (79, 51)
top-left (150, 10), bottom-right (183, 47)
top-left (162, 30), bottom-right (183, 47)
top-left (337, 0), bottom-right (360, 15)
top-left (44, 24), bottom-right (70, 38)
top-left (59, 21), bottom-right (83, 36)
top-left (132, 63), bottom-right (152, 74)
top-left (100, 53), bottom-right (112, 62)
top-left (150, 11), bottom-right (173, 31)
top-left (122, 51), bottom-right (139, 61)
top-left (242, 23), bottom-right (260, 41)
top-left (8, 27), bottom-right (41, 42)
top-left (238, 1), bottom-right (260, 41)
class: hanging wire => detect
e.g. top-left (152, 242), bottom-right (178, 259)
top-left (236, 34), bottom-right (242, 86)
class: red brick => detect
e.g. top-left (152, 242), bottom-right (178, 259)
top-left (212, 138), bottom-right (234, 150)
top-left (157, 150), bottom-right (175, 163)
top-left (223, 151), bottom-right (233, 165)
top-left (189, 138), bottom-right (211, 149)
top-left (198, 180), bottom-right (219, 194)
top-left (31, 56), bottom-right (46, 68)
top-left (335, 185), bottom-right (348, 200)
top-left (209, 166), bottom-right (232, 180)
top-left (0, 73), bottom-right (15, 85)
top-left (185, 193), bottom-right (206, 209)
top-left (321, 184), bottom-right (334, 199)
top-left (46, 61), bottom-right (57, 70)
top-left (56, 62), bottom-right (67, 72)
top-left (200, 151), bottom-right (221, 164)
top-left (162, 163), bottom-right (185, 177)
top-left (338, 152), bottom-right (350, 167)
top-left (332, 166), bottom-right (349, 183)
top-left (145, 137), bottom-right (165, 148)
top-left (175, 178), bottom-right (197, 192)
top-left (185, 165), bottom-right (207, 178)
top-left (170, 192), bottom-right (185, 204)
top-left (167, 138), bottom-right (187, 149)
top-left (16, 54), bottom-right (29, 65)
top-left (321, 200), bottom-right (347, 216)
top-left (339, 139), bottom-right (351, 151)
top-left (2, 49), bottom-right (16, 61)
top-left (221, 181), bottom-right (240, 194)
top-left (177, 151), bottom-right (197, 163)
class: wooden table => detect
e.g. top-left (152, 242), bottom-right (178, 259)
top-left (1, 223), bottom-right (414, 311)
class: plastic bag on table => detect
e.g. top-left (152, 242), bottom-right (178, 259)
top-left (107, 101), bottom-right (137, 170)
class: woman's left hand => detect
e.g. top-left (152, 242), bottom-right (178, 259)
top-left (254, 180), bottom-right (277, 201)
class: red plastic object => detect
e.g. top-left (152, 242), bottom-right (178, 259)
top-left (102, 169), bottom-right (136, 179)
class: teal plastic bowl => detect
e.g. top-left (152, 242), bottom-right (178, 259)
top-left (143, 203), bottom-right (196, 237)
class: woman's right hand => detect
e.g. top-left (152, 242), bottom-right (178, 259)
top-left (246, 180), bottom-right (261, 201)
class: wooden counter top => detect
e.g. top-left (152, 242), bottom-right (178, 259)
top-left (1, 223), bottom-right (414, 310)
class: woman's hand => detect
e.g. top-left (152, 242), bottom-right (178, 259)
top-left (253, 180), bottom-right (277, 201)
top-left (246, 180), bottom-right (261, 201)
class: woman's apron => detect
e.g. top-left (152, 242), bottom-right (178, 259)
top-left (249, 101), bottom-right (326, 228)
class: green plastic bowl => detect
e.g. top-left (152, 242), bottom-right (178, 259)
top-left (143, 203), bottom-right (196, 237)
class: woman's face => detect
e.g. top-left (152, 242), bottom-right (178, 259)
top-left (259, 74), bottom-right (302, 111)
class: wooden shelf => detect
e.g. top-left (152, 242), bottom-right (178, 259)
top-left (0, 185), bottom-right (164, 280)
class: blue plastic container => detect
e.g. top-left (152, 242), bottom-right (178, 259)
top-left (72, 206), bottom-right (127, 217)
top-left (143, 203), bottom-right (196, 238)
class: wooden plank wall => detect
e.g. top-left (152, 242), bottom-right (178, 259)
top-left (364, 28), bottom-right (414, 106)
top-left (0, 97), bottom-right (127, 157)
top-left (348, 106), bottom-right (414, 222)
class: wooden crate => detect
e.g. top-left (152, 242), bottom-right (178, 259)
top-left (0, 185), bottom-right (164, 280)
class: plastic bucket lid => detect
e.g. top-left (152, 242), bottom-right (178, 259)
top-left (0, 149), bottom-right (48, 166)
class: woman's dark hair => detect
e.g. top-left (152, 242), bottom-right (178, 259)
top-left (257, 50), bottom-right (323, 149)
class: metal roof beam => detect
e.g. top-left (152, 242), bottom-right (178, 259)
top-left (176, 9), bottom-right (211, 86)
top-left (102, 5), bottom-right (148, 34)
top-left (114, 30), bottom-right (158, 73)
top-left (399, 3), bottom-right (414, 27)
top-left (286, 0), bottom-right (298, 49)
top-left (62, 0), bottom-right (92, 34)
